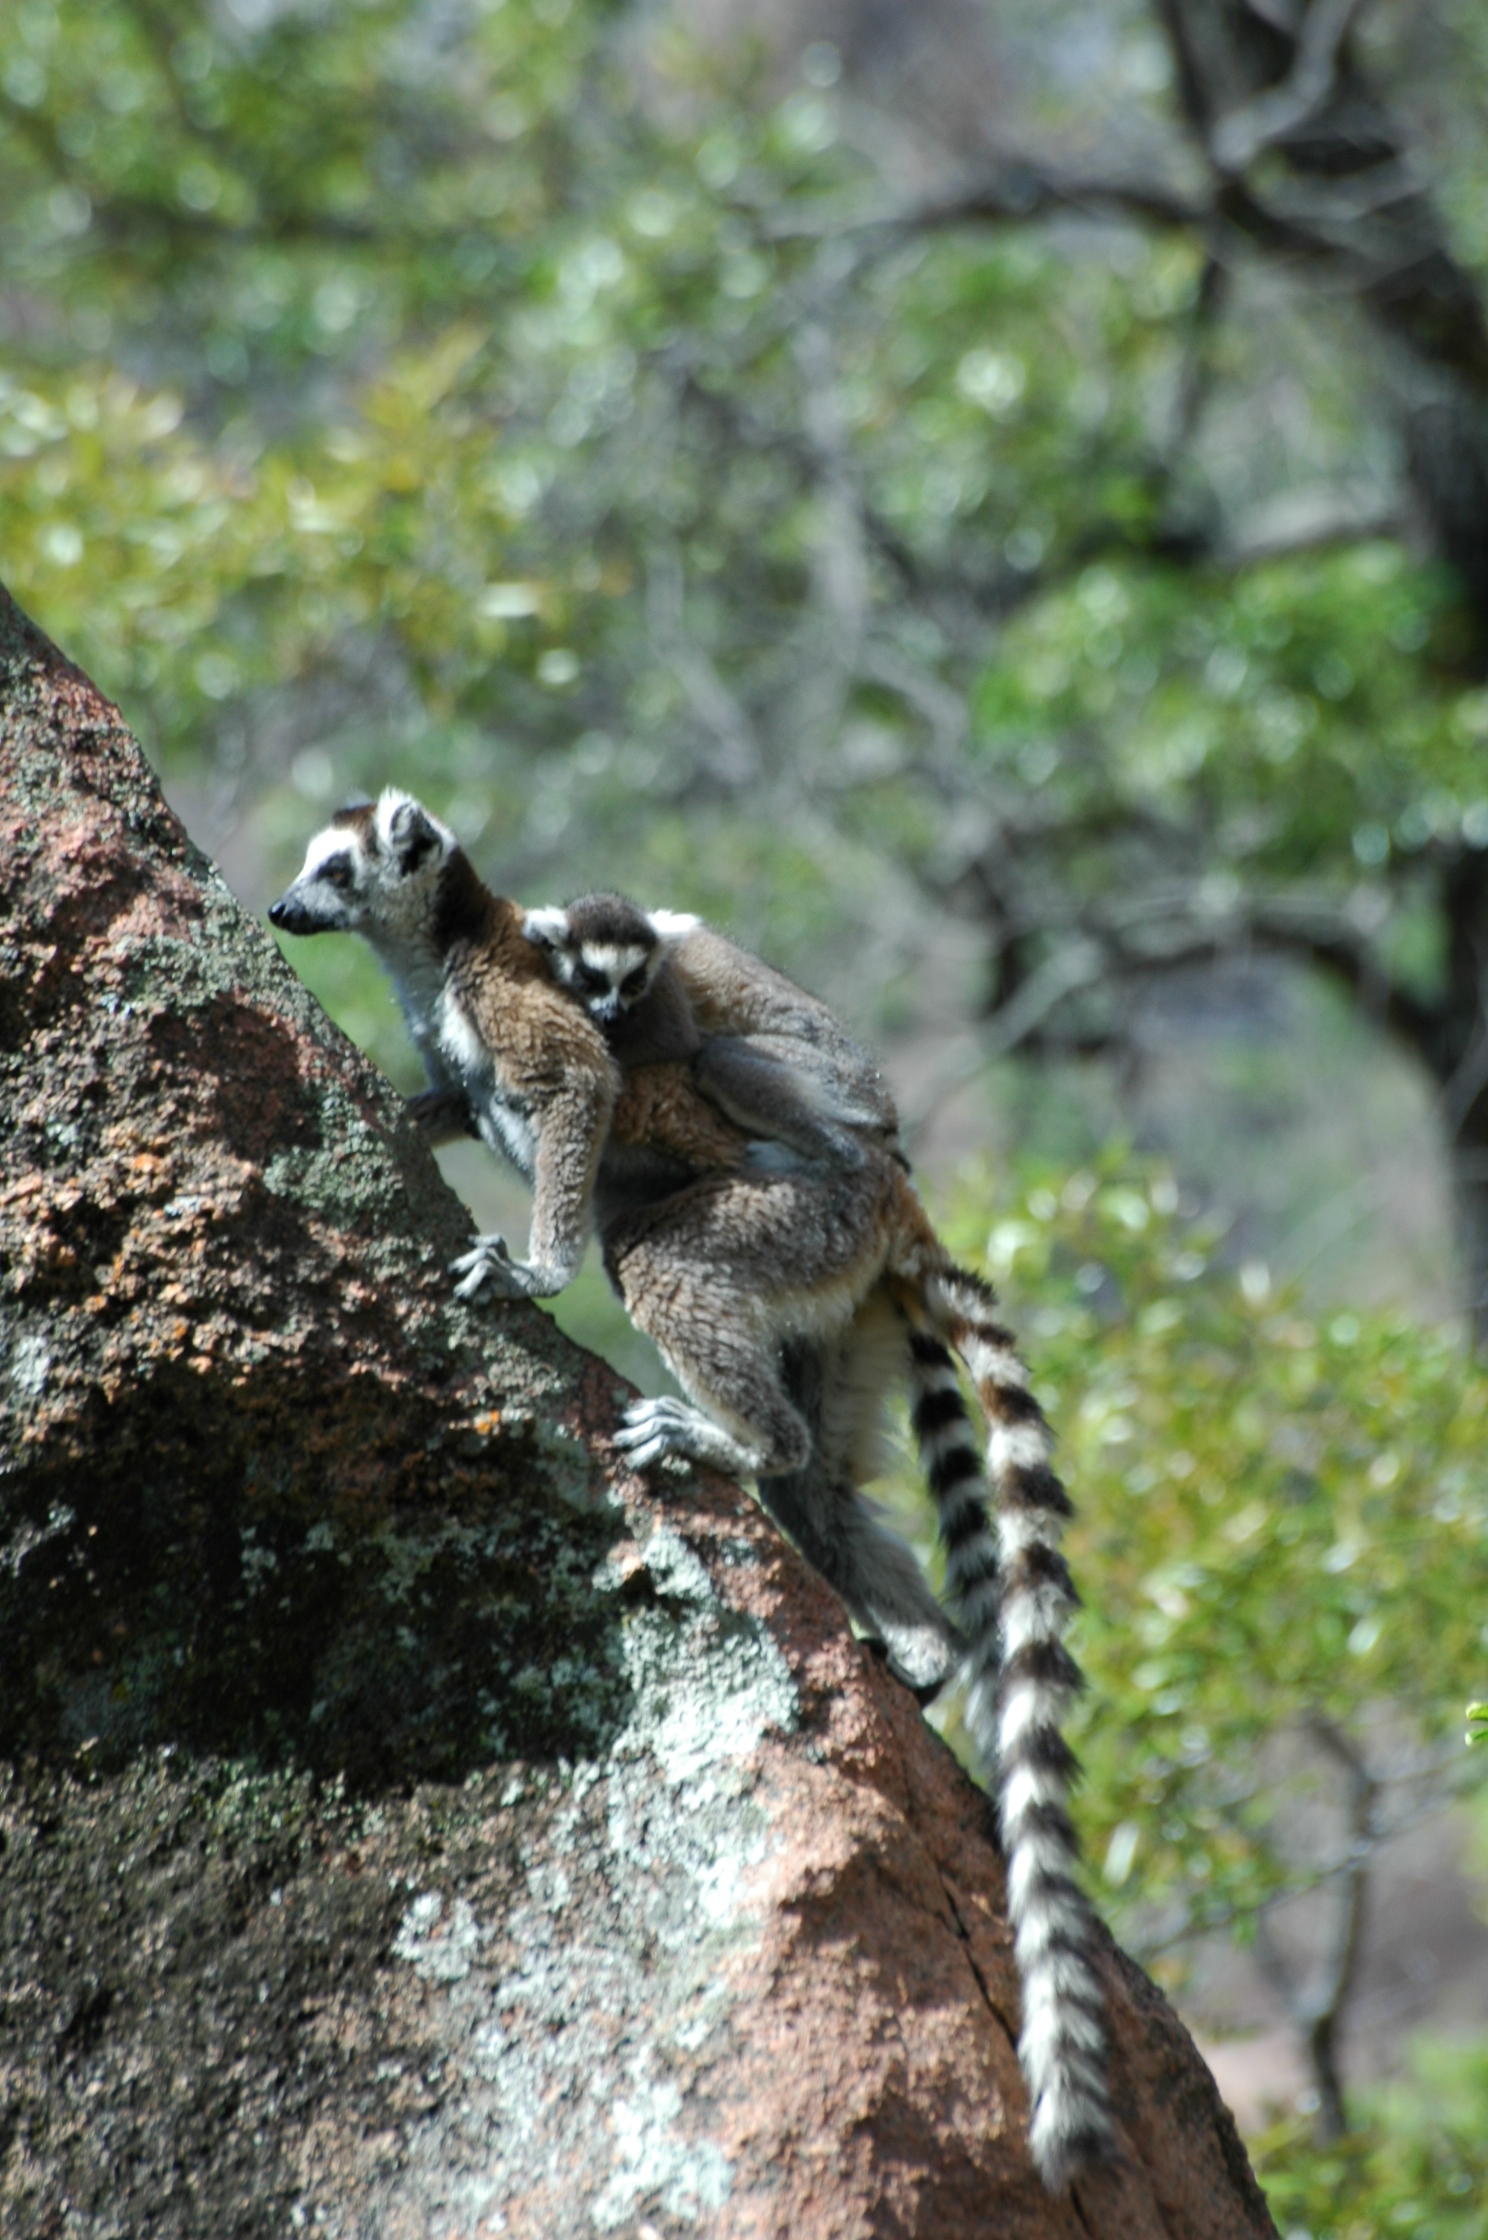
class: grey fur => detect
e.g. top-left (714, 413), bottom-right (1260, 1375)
top-left (524, 893), bottom-right (903, 1174)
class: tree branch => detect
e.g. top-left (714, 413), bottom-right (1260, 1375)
top-left (961, 875), bottom-right (1447, 1073)
top-left (770, 163), bottom-right (1210, 247)
top-left (644, 538), bottom-right (763, 789)
top-left (1210, 0), bottom-right (1370, 175)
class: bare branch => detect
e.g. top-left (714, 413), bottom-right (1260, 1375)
top-left (1292, 1713), bottom-right (1380, 2138)
top-left (980, 939), bottom-right (1114, 1057)
top-left (1211, 0), bottom-right (1370, 175)
top-left (961, 877), bottom-right (1446, 1073)
top-left (644, 541), bottom-right (763, 790)
top-left (768, 163), bottom-right (1210, 246)
top-left (1220, 482), bottom-right (1403, 564)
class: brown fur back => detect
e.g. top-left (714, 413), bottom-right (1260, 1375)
top-left (444, 870), bottom-right (622, 1103)
top-left (612, 1064), bottom-right (751, 1170)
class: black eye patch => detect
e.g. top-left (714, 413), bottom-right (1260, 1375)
top-left (620, 966), bottom-right (649, 996)
top-left (577, 963), bottom-right (612, 993)
top-left (319, 859), bottom-right (354, 891)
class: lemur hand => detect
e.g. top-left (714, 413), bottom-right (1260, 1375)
top-left (452, 1234), bottom-right (538, 1301)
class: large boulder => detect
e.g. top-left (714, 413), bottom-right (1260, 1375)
top-left (0, 585), bottom-right (1276, 2236)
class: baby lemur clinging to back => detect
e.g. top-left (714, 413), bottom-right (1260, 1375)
top-left (522, 891), bottom-right (903, 1174)
top-left (269, 789), bottom-right (1115, 2193)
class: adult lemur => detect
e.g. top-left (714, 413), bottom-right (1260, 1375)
top-left (270, 788), bottom-right (1114, 2189)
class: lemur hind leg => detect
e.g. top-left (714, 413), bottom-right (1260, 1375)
top-left (766, 1315), bottom-right (963, 1697)
top-left (607, 1178), bottom-right (961, 1698)
top-left (692, 1037), bottom-right (868, 1172)
top-left (607, 1286), bottom-right (815, 1479)
top-left (603, 1168), bottom-right (894, 1479)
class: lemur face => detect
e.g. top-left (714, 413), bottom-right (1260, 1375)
top-left (522, 899), bottom-right (662, 1025)
top-left (269, 789), bottom-right (455, 942)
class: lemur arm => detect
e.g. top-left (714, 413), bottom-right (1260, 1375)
top-left (453, 1071), bottom-right (617, 1301)
top-left (691, 1038), bottom-right (869, 1172)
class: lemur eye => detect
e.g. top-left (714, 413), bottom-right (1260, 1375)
top-left (321, 861), bottom-right (354, 891)
top-left (621, 966), bottom-right (648, 996)
top-left (577, 964), bottom-right (610, 994)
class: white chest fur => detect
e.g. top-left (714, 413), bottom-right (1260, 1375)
top-left (436, 985), bottom-right (537, 1179)
top-left (436, 985), bottom-right (489, 1083)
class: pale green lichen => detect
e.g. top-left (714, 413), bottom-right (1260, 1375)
top-left (592, 2071), bottom-right (733, 2230)
top-left (370, 1529), bottom-right (798, 2234)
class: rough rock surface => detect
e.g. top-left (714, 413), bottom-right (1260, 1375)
top-left (0, 584), bottom-right (1278, 2238)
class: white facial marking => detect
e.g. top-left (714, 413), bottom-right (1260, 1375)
top-left (302, 826), bottom-right (361, 879)
top-left (583, 942), bottom-right (650, 983)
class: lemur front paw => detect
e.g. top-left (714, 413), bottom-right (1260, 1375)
top-left (451, 1234), bottom-right (535, 1301)
top-left (613, 1396), bottom-right (731, 1472)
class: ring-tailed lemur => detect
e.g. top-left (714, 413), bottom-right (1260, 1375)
top-left (269, 788), bottom-right (1115, 2190)
top-left (523, 892), bottom-right (903, 1174)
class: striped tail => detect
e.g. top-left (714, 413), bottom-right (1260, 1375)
top-left (928, 1264), bottom-right (1116, 2191)
top-left (905, 1325), bottom-right (1001, 1731)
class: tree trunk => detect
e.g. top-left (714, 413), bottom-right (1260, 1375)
top-left (1448, 1140), bottom-right (1488, 1345)
top-left (0, 585), bottom-right (1277, 2236)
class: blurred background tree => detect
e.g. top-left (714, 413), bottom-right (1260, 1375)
top-left (5, 0), bottom-right (1488, 2226)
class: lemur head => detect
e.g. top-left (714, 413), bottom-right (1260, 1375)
top-left (522, 892), bottom-right (678, 1026)
top-left (269, 788), bottom-right (457, 948)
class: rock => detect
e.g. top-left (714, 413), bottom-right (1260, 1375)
top-left (0, 584), bottom-right (1277, 2236)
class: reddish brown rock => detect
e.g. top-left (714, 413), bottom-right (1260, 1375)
top-left (0, 584), bottom-right (1276, 2237)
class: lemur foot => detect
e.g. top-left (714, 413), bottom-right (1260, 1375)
top-left (452, 1234), bottom-right (534, 1302)
top-left (613, 1396), bottom-right (749, 1475)
top-left (863, 1631), bottom-right (962, 1703)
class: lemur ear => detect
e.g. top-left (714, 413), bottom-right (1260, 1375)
top-left (646, 909), bottom-right (701, 952)
top-left (386, 797), bottom-right (443, 875)
top-left (522, 907), bottom-right (570, 950)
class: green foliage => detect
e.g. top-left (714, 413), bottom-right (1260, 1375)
top-left (1249, 2036), bottom-right (1488, 2240)
top-left (973, 544), bottom-right (1483, 905)
top-left (909, 1159), bottom-right (1488, 1965)
top-left (7, 0), bottom-right (1488, 1002)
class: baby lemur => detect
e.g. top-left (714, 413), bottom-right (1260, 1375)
top-left (269, 789), bottom-right (1114, 2191)
top-left (523, 892), bottom-right (903, 1174)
